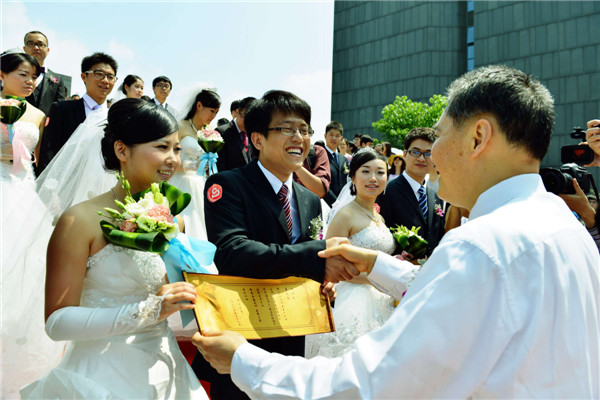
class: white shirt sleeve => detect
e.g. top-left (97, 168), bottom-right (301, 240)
top-left (367, 252), bottom-right (420, 300)
top-left (230, 239), bottom-right (518, 399)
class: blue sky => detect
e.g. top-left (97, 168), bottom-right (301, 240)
top-left (1, 0), bottom-right (334, 140)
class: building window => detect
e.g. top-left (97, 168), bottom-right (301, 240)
top-left (466, 0), bottom-right (475, 71)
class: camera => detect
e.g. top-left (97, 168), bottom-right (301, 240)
top-left (540, 127), bottom-right (598, 196)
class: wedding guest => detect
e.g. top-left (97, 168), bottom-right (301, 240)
top-left (1, 51), bottom-right (64, 399)
top-left (353, 134), bottom-right (361, 148)
top-left (193, 65), bottom-right (600, 400)
top-left (120, 74), bottom-right (143, 99)
top-left (360, 134), bottom-right (374, 148)
top-left (36, 52), bottom-right (117, 175)
top-left (338, 138), bottom-right (351, 161)
top-left (22, 30), bottom-right (71, 115)
top-left (293, 134), bottom-right (331, 199)
top-left (382, 141), bottom-right (393, 157)
top-left (323, 121), bottom-right (349, 207)
top-left (217, 117), bottom-right (229, 126)
top-left (347, 140), bottom-right (358, 156)
top-left (387, 153), bottom-right (405, 181)
top-left (230, 99), bottom-right (240, 120)
top-left (22, 99), bottom-right (208, 399)
top-left (216, 96), bottom-right (255, 171)
top-left (193, 90), bottom-right (352, 399)
top-left (374, 143), bottom-right (384, 155)
top-left (151, 75), bottom-right (180, 119)
top-left (377, 127), bottom-right (445, 257)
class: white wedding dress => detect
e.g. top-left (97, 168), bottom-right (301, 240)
top-left (306, 223), bottom-right (398, 358)
top-left (1, 121), bottom-right (65, 398)
top-left (20, 243), bottom-right (209, 399)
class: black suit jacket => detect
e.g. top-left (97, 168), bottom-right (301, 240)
top-left (377, 174), bottom-right (445, 256)
top-left (215, 120), bottom-right (249, 171)
top-left (323, 149), bottom-right (349, 206)
top-left (192, 160), bottom-right (326, 399)
top-left (26, 69), bottom-right (71, 116)
top-left (36, 99), bottom-right (85, 175)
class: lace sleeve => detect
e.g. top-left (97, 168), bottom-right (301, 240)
top-left (45, 293), bottom-right (167, 342)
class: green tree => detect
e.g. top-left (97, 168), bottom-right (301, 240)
top-left (372, 94), bottom-right (447, 149)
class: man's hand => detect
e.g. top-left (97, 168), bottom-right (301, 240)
top-left (323, 237), bottom-right (360, 283)
top-left (559, 178), bottom-right (597, 229)
top-left (192, 330), bottom-right (247, 374)
top-left (585, 119), bottom-right (600, 167)
top-left (321, 280), bottom-right (337, 302)
top-left (319, 243), bottom-right (379, 275)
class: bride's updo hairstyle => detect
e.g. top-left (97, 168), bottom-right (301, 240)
top-left (349, 148), bottom-right (388, 195)
top-left (0, 51), bottom-right (41, 76)
top-left (184, 89), bottom-right (221, 120)
top-left (101, 98), bottom-right (178, 171)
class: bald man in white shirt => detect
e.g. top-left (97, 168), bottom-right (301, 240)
top-left (193, 66), bottom-right (600, 399)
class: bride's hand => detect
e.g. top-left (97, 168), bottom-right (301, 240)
top-left (155, 282), bottom-right (198, 321)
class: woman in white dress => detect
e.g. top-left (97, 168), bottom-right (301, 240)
top-left (306, 148), bottom-right (412, 358)
top-left (170, 89), bottom-right (220, 245)
top-left (1, 52), bottom-right (65, 399)
top-left (21, 99), bottom-right (209, 399)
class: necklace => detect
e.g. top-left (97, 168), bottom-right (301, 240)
top-left (189, 119), bottom-right (206, 134)
top-left (110, 188), bottom-right (119, 201)
top-left (352, 200), bottom-right (379, 222)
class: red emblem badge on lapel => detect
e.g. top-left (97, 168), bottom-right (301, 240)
top-left (207, 184), bottom-right (223, 203)
top-left (373, 203), bottom-right (381, 213)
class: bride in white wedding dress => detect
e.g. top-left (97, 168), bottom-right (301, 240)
top-left (21, 99), bottom-right (208, 399)
top-left (0, 52), bottom-right (65, 399)
top-left (306, 148), bottom-right (415, 358)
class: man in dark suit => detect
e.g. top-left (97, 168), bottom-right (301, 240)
top-left (377, 127), bottom-right (445, 256)
top-left (193, 90), bottom-right (353, 399)
top-left (215, 96), bottom-right (256, 171)
top-left (22, 31), bottom-right (71, 115)
top-left (323, 121), bottom-right (349, 206)
top-left (36, 52), bottom-right (117, 175)
top-left (150, 76), bottom-right (180, 119)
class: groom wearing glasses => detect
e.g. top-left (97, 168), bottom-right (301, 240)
top-left (36, 52), bottom-right (118, 175)
top-left (377, 127), bottom-right (446, 256)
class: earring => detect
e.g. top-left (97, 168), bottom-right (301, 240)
top-left (351, 183), bottom-right (356, 193)
top-left (383, 186), bottom-right (386, 195)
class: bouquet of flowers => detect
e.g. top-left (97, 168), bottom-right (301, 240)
top-left (0, 96), bottom-right (27, 143)
top-left (97, 173), bottom-right (191, 253)
top-left (197, 129), bottom-right (224, 176)
top-left (390, 225), bottom-right (429, 260)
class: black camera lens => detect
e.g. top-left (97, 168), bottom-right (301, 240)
top-left (540, 168), bottom-right (574, 195)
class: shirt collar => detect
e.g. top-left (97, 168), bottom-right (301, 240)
top-left (154, 98), bottom-right (165, 107)
top-left (82, 93), bottom-right (106, 112)
top-left (257, 161), bottom-right (294, 198)
top-left (469, 174), bottom-right (546, 220)
top-left (402, 170), bottom-right (424, 197)
top-left (325, 144), bottom-right (337, 155)
top-left (233, 118), bottom-right (242, 134)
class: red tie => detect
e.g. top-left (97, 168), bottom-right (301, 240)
top-left (241, 131), bottom-right (248, 154)
top-left (277, 184), bottom-right (293, 240)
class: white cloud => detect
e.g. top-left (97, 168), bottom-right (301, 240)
top-left (107, 39), bottom-right (135, 63)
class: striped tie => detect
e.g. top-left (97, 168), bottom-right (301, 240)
top-left (277, 184), bottom-right (293, 240)
top-left (418, 185), bottom-right (428, 222)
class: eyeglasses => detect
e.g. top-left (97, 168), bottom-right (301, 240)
top-left (25, 41), bottom-right (47, 49)
top-left (85, 70), bottom-right (117, 83)
top-left (268, 127), bottom-right (313, 137)
top-left (407, 149), bottom-right (431, 159)
top-left (155, 83), bottom-right (171, 90)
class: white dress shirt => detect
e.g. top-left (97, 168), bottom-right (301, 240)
top-left (257, 161), bottom-right (301, 243)
top-left (231, 174), bottom-right (600, 399)
top-left (402, 170), bottom-right (424, 199)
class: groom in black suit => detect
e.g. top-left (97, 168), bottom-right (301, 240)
top-left (322, 121), bottom-right (349, 206)
top-left (193, 90), bottom-right (353, 399)
top-left (377, 127), bottom-right (445, 256)
top-left (22, 31), bottom-right (71, 116)
top-left (36, 52), bottom-right (117, 175)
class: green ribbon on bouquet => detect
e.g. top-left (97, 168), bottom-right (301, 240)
top-left (100, 181), bottom-right (192, 254)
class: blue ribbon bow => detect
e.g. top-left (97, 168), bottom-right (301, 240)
top-left (161, 233), bottom-right (216, 326)
top-left (198, 152), bottom-right (219, 177)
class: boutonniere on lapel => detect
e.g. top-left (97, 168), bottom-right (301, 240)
top-left (434, 204), bottom-right (444, 217)
top-left (343, 163), bottom-right (349, 175)
top-left (49, 76), bottom-right (58, 84)
top-left (309, 216), bottom-right (324, 240)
